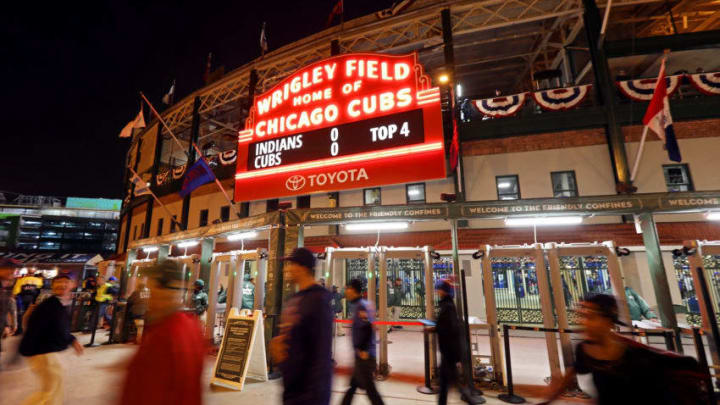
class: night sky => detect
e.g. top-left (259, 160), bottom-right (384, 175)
top-left (2, 0), bottom-right (394, 199)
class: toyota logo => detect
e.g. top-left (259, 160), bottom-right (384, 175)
top-left (285, 175), bottom-right (306, 191)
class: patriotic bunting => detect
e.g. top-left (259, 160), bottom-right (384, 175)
top-left (155, 171), bottom-right (170, 186)
top-left (617, 75), bottom-right (682, 101)
top-left (687, 72), bottom-right (720, 96)
top-left (472, 93), bottom-right (528, 118)
top-left (219, 150), bottom-right (237, 166)
top-left (172, 164), bottom-right (187, 180)
top-left (532, 85), bottom-right (591, 111)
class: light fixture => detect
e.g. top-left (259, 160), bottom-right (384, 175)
top-left (497, 182), bottom-right (512, 189)
top-left (345, 222), bottom-right (409, 231)
top-left (142, 246), bottom-right (159, 253)
top-left (505, 216), bottom-right (583, 227)
top-left (456, 83), bottom-right (462, 97)
top-left (707, 212), bottom-right (720, 221)
top-left (227, 231), bottom-right (258, 241)
top-left (177, 240), bottom-right (199, 248)
top-left (408, 189), bottom-right (421, 196)
top-left (438, 74), bottom-right (449, 84)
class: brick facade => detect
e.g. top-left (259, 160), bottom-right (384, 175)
top-left (463, 118), bottom-right (720, 156)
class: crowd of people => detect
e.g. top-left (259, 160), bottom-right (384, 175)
top-left (0, 250), bottom-right (712, 405)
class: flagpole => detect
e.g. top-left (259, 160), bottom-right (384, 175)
top-left (630, 125), bottom-right (649, 183)
top-left (129, 167), bottom-right (185, 231)
top-left (140, 91), bottom-right (244, 220)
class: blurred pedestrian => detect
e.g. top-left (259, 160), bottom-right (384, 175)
top-left (270, 247), bottom-right (333, 405)
top-left (190, 279), bottom-right (208, 325)
top-left (119, 260), bottom-right (205, 405)
top-left (541, 293), bottom-right (708, 404)
top-left (434, 279), bottom-right (482, 405)
top-left (126, 281), bottom-right (149, 343)
top-left (13, 268), bottom-right (43, 335)
top-left (1, 258), bottom-right (19, 366)
top-left (19, 274), bottom-right (83, 405)
top-left (331, 285), bottom-right (345, 336)
top-left (341, 278), bottom-right (384, 405)
top-left (624, 286), bottom-right (658, 321)
top-left (95, 275), bottom-right (118, 329)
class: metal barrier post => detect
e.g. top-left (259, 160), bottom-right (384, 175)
top-left (105, 302), bottom-right (119, 344)
top-left (691, 328), bottom-right (715, 401)
top-left (498, 324), bottom-right (526, 404)
top-left (84, 302), bottom-right (100, 348)
top-left (417, 326), bottom-right (438, 394)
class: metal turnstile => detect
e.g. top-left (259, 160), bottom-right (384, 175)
top-left (126, 259), bottom-right (157, 298)
top-left (206, 249), bottom-right (268, 342)
top-left (546, 241), bottom-right (632, 373)
top-left (480, 244), bottom-right (561, 382)
top-left (682, 240), bottom-right (720, 367)
top-left (325, 246), bottom-right (436, 379)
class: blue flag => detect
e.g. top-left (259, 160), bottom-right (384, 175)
top-left (180, 158), bottom-right (214, 197)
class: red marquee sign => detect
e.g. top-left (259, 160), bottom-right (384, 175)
top-left (234, 52), bottom-right (445, 202)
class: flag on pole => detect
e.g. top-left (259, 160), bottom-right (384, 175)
top-left (260, 22), bottom-right (268, 54)
top-left (642, 59), bottom-right (682, 162)
top-left (326, 0), bottom-right (343, 27)
top-left (449, 115), bottom-right (460, 171)
top-left (130, 172), bottom-right (152, 196)
top-left (180, 158), bottom-right (215, 197)
top-left (119, 110), bottom-right (146, 138)
top-left (162, 80), bottom-right (175, 105)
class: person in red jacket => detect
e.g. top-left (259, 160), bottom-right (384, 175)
top-left (119, 260), bottom-right (206, 405)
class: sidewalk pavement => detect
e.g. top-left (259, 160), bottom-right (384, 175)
top-left (1, 332), bottom-right (583, 404)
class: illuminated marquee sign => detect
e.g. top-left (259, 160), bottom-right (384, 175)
top-left (234, 52), bottom-right (445, 201)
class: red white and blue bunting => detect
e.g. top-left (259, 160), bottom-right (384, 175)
top-left (472, 93), bottom-right (528, 118)
top-left (155, 170), bottom-right (170, 186)
top-left (172, 164), bottom-right (187, 180)
top-left (532, 85), bottom-right (591, 111)
top-left (688, 72), bottom-right (720, 96)
top-left (219, 149), bottom-right (237, 166)
top-left (617, 74), bottom-right (682, 101)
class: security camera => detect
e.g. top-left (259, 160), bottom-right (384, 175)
top-left (472, 250), bottom-right (485, 259)
top-left (615, 247), bottom-right (631, 257)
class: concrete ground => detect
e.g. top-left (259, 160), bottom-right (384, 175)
top-left (0, 330), bottom-right (587, 405)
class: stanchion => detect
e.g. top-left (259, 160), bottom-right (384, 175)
top-left (266, 314), bottom-right (282, 380)
top-left (497, 324), bottom-right (525, 404)
top-left (84, 302), bottom-right (100, 348)
top-left (690, 328), bottom-right (715, 404)
top-left (417, 324), bottom-right (438, 394)
top-left (104, 302), bottom-right (119, 345)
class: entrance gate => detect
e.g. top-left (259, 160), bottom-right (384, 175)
top-left (207, 249), bottom-right (268, 343)
top-left (325, 246), bottom-right (436, 378)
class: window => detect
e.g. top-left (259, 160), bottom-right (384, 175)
top-left (157, 218), bottom-right (164, 236)
top-left (496, 175), bottom-right (520, 200)
top-left (328, 192), bottom-right (339, 208)
top-left (138, 223), bottom-right (144, 238)
top-left (297, 195), bottom-right (311, 209)
top-left (170, 216), bottom-right (177, 233)
top-left (199, 209), bottom-right (209, 227)
top-left (267, 199), bottom-right (279, 212)
top-left (663, 164), bottom-right (693, 192)
top-left (364, 188), bottom-right (381, 206)
top-left (133, 225), bottom-right (137, 240)
top-left (551, 171), bottom-right (578, 197)
top-left (406, 183), bottom-right (426, 204)
top-left (220, 206), bottom-right (230, 222)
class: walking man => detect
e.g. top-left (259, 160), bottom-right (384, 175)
top-left (434, 279), bottom-right (483, 405)
top-left (19, 273), bottom-right (83, 405)
top-left (270, 247), bottom-right (333, 405)
top-left (1, 258), bottom-right (19, 366)
top-left (331, 285), bottom-right (345, 336)
top-left (120, 260), bottom-right (205, 405)
top-left (341, 278), bottom-right (384, 405)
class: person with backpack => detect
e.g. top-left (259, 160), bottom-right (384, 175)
top-left (540, 293), bottom-right (710, 404)
top-left (95, 276), bottom-right (118, 329)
